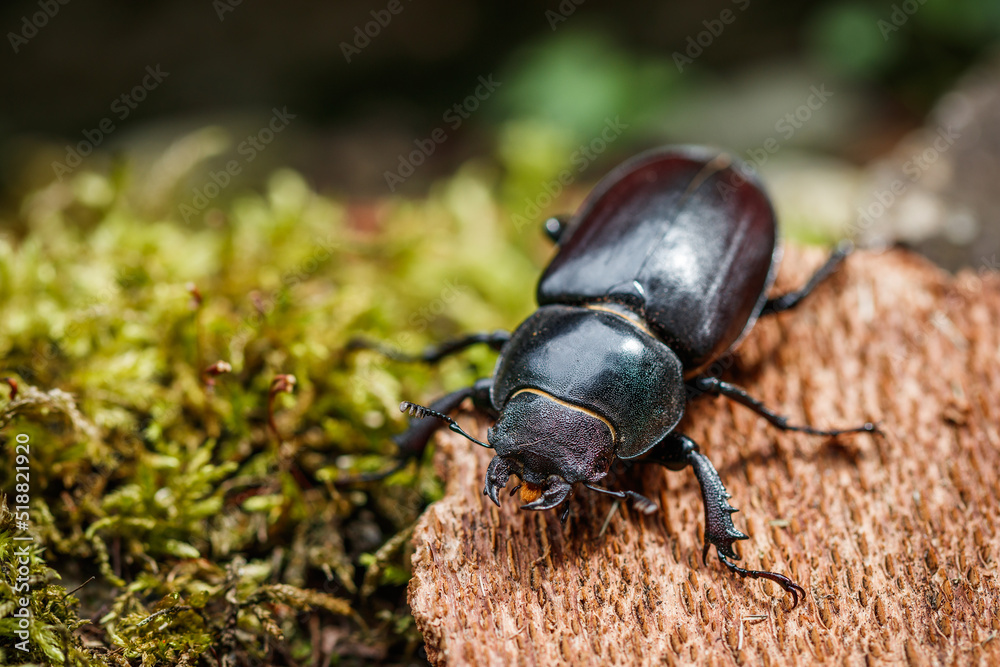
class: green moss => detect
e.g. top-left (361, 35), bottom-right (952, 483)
top-left (0, 158), bottom-right (543, 665)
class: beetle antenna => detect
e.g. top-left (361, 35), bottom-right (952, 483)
top-left (399, 401), bottom-right (492, 449)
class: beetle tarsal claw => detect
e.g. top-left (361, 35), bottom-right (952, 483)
top-left (716, 554), bottom-right (807, 609)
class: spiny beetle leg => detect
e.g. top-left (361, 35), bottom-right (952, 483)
top-left (683, 439), bottom-right (750, 563)
top-left (761, 240), bottom-right (853, 315)
top-left (639, 432), bottom-right (804, 607)
top-left (347, 330), bottom-right (510, 364)
top-left (687, 376), bottom-right (881, 437)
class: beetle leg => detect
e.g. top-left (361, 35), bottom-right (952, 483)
top-left (347, 330), bottom-right (510, 363)
top-left (641, 433), bottom-right (749, 561)
top-left (761, 240), bottom-right (852, 315)
top-left (335, 378), bottom-right (494, 486)
top-left (639, 432), bottom-right (805, 608)
top-left (687, 376), bottom-right (880, 436)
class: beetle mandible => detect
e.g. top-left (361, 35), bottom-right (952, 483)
top-left (360, 145), bottom-right (877, 607)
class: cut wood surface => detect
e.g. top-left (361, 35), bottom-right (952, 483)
top-left (407, 247), bottom-right (1000, 666)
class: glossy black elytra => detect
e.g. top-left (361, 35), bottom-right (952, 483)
top-left (354, 145), bottom-right (878, 608)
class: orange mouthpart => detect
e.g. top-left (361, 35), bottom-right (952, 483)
top-left (519, 482), bottom-right (543, 504)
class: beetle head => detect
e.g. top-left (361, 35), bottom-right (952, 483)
top-left (484, 390), bottom-right (614, 511)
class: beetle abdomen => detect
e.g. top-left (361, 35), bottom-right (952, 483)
top-left (491, 304), bottom-right (685, 459)
top-left (537, 146), bottom-right (778, 372)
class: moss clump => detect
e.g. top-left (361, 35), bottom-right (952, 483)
top-left (0, 159), bottom-right (548, 665)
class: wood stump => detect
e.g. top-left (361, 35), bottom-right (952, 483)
top-left (408, 247), bottom-right (1000, 666)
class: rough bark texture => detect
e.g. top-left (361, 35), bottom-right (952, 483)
top-left (408, 247), bottom-right (1000, 666)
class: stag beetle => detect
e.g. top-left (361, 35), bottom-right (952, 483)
top-left (355, 145), bottom-right (877, 607)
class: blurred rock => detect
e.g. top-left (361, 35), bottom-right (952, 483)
top-left (856, 50), bottom-right (1000, 271)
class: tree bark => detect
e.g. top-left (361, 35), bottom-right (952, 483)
top-left (408, 247), bottom-right (1000, 666)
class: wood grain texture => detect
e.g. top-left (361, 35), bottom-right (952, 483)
top-left (408, 247), bottom-right (1000, 666)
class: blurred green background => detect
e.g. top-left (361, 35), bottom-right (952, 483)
top-left (3, 0), bottom-right (1000, 218)
top-left (1, 1), bottom-right (999, 666)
